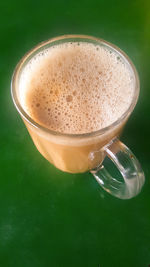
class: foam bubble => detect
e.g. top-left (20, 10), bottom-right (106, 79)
top-left (19, 42), bottom-right (134, 134)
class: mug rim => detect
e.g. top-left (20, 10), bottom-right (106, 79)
top-left (11, 34), bottom-right (140, 140)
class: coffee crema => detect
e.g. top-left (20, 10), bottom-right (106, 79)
top-left (19, 42), bottom-right (134, 134)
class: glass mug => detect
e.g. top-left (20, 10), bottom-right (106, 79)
top-left (11, 35), bottom-right (145, 199)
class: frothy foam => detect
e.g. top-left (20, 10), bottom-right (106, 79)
top-left (19, 42), bottom-right (134, 134)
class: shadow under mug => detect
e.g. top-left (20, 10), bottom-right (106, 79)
top-left (11, 35), bottom-right (145, 199)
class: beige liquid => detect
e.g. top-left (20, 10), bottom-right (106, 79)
top-left (19, 42), bottom-right (134, 173)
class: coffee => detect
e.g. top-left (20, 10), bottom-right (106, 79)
top-left (17, 40), bottom-right (135, 173)
top-left (19, 42), bottom-right (133, 134)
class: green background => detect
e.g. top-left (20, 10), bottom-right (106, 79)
top-left (0, 0), bottom-right (150, 266)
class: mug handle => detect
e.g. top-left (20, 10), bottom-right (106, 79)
top-left (90, 138), bottom-right (145, 199)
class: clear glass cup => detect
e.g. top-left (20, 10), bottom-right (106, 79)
top-left (11, 35), bottom-right (145, 199)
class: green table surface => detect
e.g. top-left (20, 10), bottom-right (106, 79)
top-left (0, 0), bottom-right (150, 266)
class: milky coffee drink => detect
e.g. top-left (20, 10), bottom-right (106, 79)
top-left (19, 41), bottom-right (134, 173)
